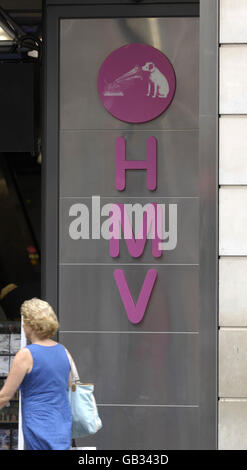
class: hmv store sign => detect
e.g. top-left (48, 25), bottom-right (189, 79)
top-left (67, 43), bottom-right (178, 323)
top-left (56, 15), bottom-right (202, 450)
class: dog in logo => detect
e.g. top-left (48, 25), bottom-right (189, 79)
top-left (142, 62), bottom-right (170, 98)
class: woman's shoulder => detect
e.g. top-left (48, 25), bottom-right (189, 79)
top-left (59, 343), bottom-right (70, 353)
top-left (13, 347), bottom-right (33, 368)
top-left (60, 344), bottom-right (72, 365)
top-left (16, 346), bottom-right (31, 354)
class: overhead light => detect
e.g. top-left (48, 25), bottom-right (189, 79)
top-left (0, 6), bottom-right (42, 61)
top-left (0, 8), bottom-right (17, 52)
top-left (37, 152), bottom-right (42, 164)
top-left (27, 50), bottom-right (38, 58)
top-left (0, 7), bottom-right (42, 60)
top-left (0, 25), bottom-right (12, 41)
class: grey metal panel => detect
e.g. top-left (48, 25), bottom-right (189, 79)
top-left (59, 265), bottom-right (198, 332)
top-left (41, 5), bottom-right (59, 309)
top-left (60, 130), bottom-right (198, 198)
top-left (59, 197), bottom-right (199, 263)
top-left (199, 0), bottom-right (218, 449)
top-left (44, 1), bottom-right (218, 450)
top-left (60, 332), bottom-right (199, 405)
top-left (74, 406), bottom-right (200, 450)
top-left (60, 18), bottom-right (199, 130)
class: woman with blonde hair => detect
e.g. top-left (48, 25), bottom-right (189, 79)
top-left (0, 298), bottom-right (73, 450)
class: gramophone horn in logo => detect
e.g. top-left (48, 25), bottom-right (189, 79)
top-left (97, 43), bottom-right (176, 123)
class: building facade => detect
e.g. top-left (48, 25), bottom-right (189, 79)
top-left (26, 0), bottom-right (247, 450)
top-left (219, 0), bottom-right (247, 450)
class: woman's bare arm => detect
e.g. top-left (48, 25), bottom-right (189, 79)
top-left (0, 348), bottom-right (32, 409)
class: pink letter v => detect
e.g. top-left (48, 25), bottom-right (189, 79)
top-left (113, 269), bottom-right (158, 324)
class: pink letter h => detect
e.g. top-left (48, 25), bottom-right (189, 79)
top-left (115, 136), bottom-right (157, 191)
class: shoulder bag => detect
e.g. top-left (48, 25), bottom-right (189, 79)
top-left (67, 356), bottom-right (103, 439)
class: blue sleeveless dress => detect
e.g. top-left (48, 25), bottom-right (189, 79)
top-left (20, 343), bottom-right (72, 450)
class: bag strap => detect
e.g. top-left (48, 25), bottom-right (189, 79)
top-left (64, 347), bottom-right (80, 387)
top-left (64, 347), bottom-right (94, 390)
top-left (70, 356), bottom-right (81, 385)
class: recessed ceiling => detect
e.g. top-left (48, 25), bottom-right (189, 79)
top-left (0, 1), bottom-right (42, 10)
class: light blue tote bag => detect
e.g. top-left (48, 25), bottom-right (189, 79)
top-left (68, 357), bottom-right (102, 439)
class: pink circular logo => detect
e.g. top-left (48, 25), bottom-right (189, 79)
top-left (97, 43), bottom-right (176, 124)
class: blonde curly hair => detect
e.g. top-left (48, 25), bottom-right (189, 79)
top-left (21, 298), bottom-right (59, 339)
